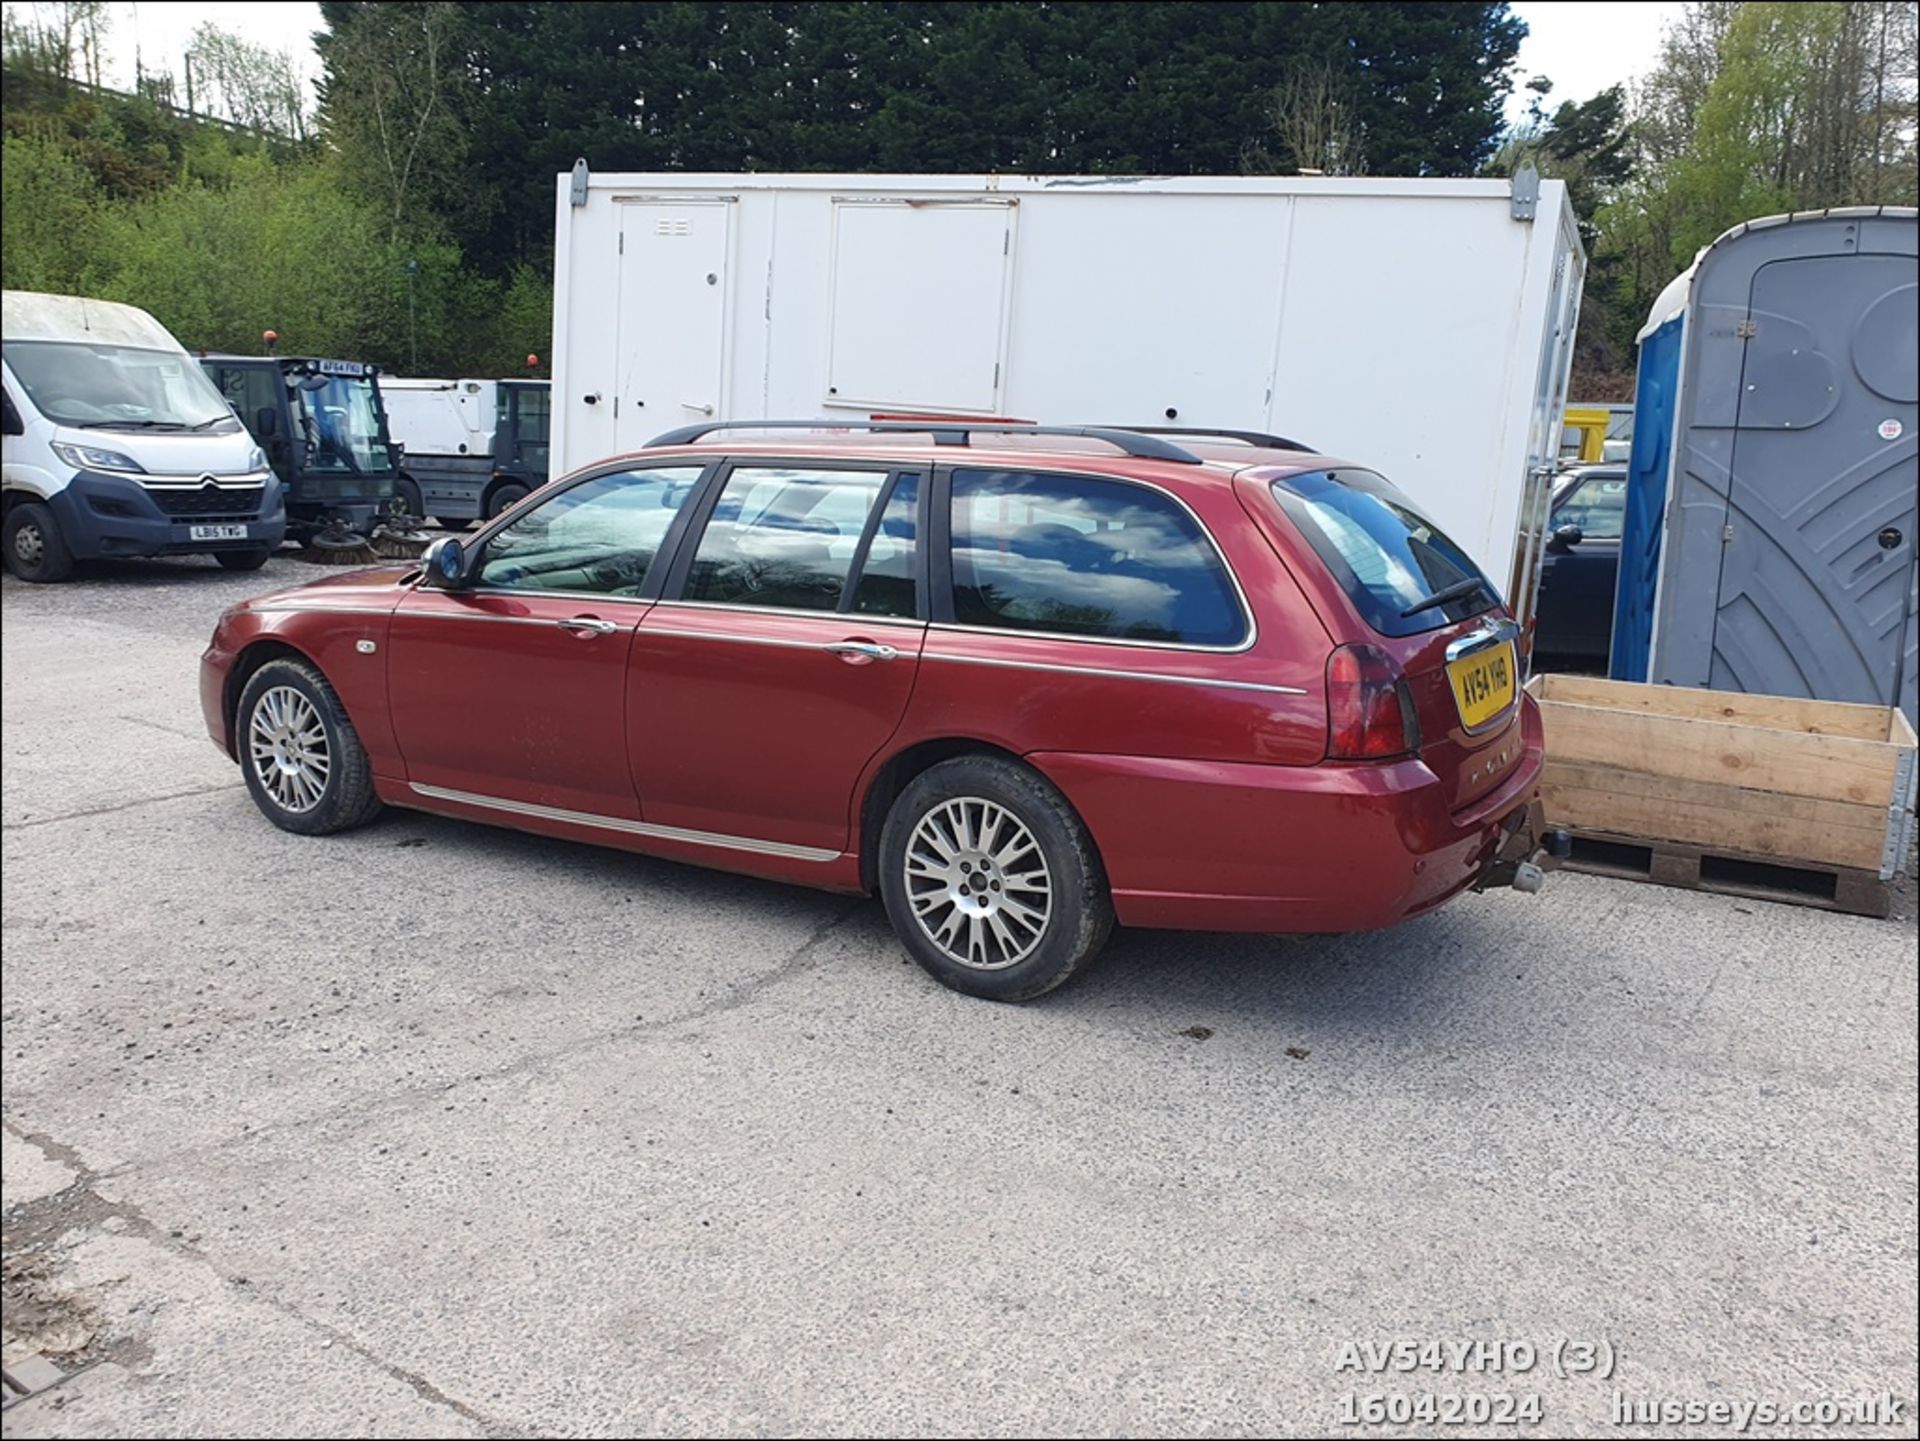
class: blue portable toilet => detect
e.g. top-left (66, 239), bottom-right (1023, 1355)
top-left (1612, 207), bottom-right (1918, 723)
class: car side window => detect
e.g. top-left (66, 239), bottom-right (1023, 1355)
top-left (1555, 475), bottom-right (1627, 540)
top-left (949, 469), bottom-right (1246, 646)
top-left (849, 473), bottom-right (919, 618)
top-left (684, 466), bottom-right (892, 611)
top-left (477, 466), bottom-right (702, 596)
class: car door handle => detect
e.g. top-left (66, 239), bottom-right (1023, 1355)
top-left (555, 616), bottom-right (618, 636)
top-left (824, 640), bottom-right (898, 663)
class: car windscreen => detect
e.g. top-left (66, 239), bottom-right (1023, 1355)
top-left (1271, 468), bottom-right (1499, 637)
top-left (4, 340), bottom-right (240, 432)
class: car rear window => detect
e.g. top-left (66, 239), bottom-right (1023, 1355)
top-left (1271, 469), bottom-right (1498, 637)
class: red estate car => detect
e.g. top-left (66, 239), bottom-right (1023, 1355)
top-left (201, 422), bottom-right (1553, 1000)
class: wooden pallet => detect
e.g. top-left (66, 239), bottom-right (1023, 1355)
top-left (1560, 827), bottom-right (1893, 918)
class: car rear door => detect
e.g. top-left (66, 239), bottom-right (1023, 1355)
top-left (627, 462), bottom-right (926, 856)
top-left (386, 462), bottom-right (706, 817)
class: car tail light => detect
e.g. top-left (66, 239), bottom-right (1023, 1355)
top-left (1326, 643), bottom-right (1420, 759)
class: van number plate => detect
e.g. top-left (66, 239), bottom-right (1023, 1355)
top-left (190, 524), bottom-right (248, 541)
top-left (1447, 642), bottom-right (1516, 729)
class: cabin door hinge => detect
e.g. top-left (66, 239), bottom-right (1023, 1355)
top-left (618, 232), bottom-right (624, 254)
top-left (1735, 317), bottom-right (1757, 339)
top-left (1723, 523), bottom-right (1735, 543)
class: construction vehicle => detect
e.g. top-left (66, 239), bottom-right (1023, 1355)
top-left (202, 338), bottom-right (424, 559)
top-left (381, 369), bottom-right (551, 527)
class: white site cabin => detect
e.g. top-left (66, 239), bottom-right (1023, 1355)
top-left (550, 169), bottom-right (1585, 621)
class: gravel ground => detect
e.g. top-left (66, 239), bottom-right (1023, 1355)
top-left (2, 554), bottom-right (1916, 1439)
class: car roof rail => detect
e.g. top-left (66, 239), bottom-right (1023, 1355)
top-left (644, 419), bottom-right (1207, 464)
top-left (1100, 424), bottom-right (1318, 453)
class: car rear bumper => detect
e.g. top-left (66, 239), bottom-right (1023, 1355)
top-left (1029, 694), bottom-right (1547, 933)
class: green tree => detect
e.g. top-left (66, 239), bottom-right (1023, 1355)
top-left (0, 131), bottom-right (104, 292)
top-left (185, 22), bottom-right (310, 140)
top-left (317, 1), bottom-right (1528, 278)
top-left (314, 1), bottom-right (466, 243)
top-left (1595, 0), bottom-right (1917, 363)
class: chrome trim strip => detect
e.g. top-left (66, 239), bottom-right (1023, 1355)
top-left (638, 624), bottom-right (913, 654)
top-left (249, 604), bottom-right (392, 618)
top-left (407, 783), bottom-right (841, 862)
top-left (400, 609), bottom-right (562, 628)
top-left (464, 586), bottom-right (655, 607)
top-left (659, 598), bottom-right (928, 627)
top-left (138, 470), bottom-right (275, 487)
top-left (924, 650), bottom-right (1306, 696)
top-left (1445, 618), bottom-right (1521, 663)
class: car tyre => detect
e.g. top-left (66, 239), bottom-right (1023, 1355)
top-left (485, 481), bottom-right (530, 518)
top-left (879, 755), bottom-right (1113, 1001)
top-left (215, 546), bottom-right (273, 572)
top-left (397, 476), bottom-right (425, 522)
top-left (237, 658), bottom-right (383, 836)
top-left (4, 501), bottom-right (75, 583)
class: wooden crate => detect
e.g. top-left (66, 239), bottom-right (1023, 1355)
top-left (1526, 675), bottom-right (1917, 917)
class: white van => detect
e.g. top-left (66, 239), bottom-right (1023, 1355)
top-left (2, 291), bottom-right (286, 582)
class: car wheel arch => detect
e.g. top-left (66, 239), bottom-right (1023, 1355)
top-left (855, 737), bottom-right (1107, 895)
top-left (224, 638), bottom-right (322, 758)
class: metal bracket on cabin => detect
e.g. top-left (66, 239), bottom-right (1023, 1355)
top-left (1883, 746), bottom-right (1918, 880)
top-left (570, 158), bottom-right (589, 207)
top-left (1505, 163), bottom-right (1536, 221)
top-left (1510, 162), bottom-right (1539, 222)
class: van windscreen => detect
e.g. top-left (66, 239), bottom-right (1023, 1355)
top-left (3, 340), bottom-right (238, 432)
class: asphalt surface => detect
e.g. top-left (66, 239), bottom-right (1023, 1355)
top-left (3, 554), bottom-right (1916, 1439)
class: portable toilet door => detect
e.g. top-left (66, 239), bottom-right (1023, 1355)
top-left (1639, 208), bottom-right (1918, 722)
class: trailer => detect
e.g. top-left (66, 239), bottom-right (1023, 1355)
top-left (1610, 207), bottom-right (1917, 723)
top-left (550, 168), bottom-right (1585, 622)
top-left (381, 377), bottom-right (552, 525)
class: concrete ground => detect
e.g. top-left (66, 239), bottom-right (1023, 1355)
top-left (2, 554), bottom-right (1916, 1439)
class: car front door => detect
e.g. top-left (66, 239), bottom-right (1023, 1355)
top-left (1536, 470), bottom-right (1626, 664)
top-left (387, 462), bottom-right (706, 817)
top-left (628, 463), bottom-right (926, 857)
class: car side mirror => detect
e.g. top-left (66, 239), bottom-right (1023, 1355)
top-left (1549, 522), bottom-right (1584, 553)
top-left (254, 406), bottom-right (278, 440)
top-left (420, 536), bottom-right (472, 589)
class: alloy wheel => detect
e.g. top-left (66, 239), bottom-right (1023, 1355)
top-left (904, 796), bottom-right (1053, 970)
top-left (248, 685), bottom-right (331, 813)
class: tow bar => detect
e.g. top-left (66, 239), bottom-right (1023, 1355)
top-left (1476, 800), bottom-right (1571, 894)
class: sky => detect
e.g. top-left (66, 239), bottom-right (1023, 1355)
top-left (8, 0), bottom-right (1682, 132)
top-left (1506, 2), bottom-right (1686, 122)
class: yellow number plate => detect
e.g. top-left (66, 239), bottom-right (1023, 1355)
top-left (1447, 642), bottom-right (1516, 729)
